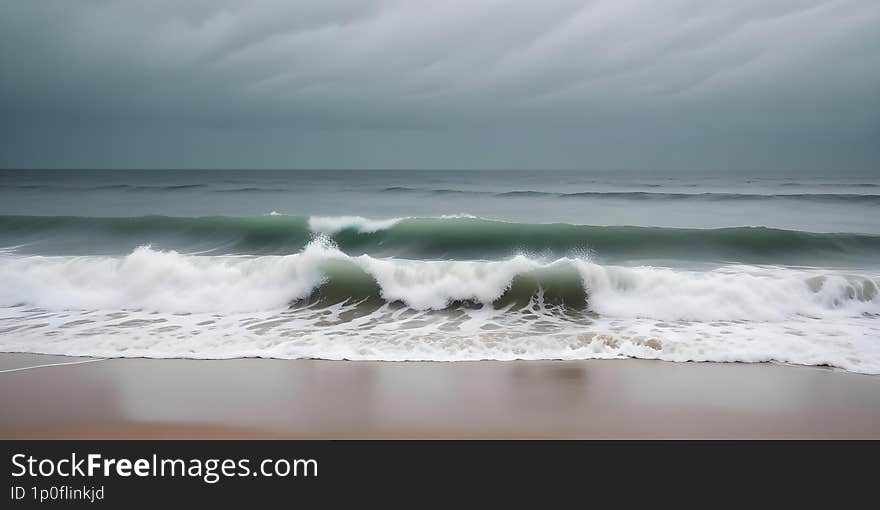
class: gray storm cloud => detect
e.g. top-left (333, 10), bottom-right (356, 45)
top-left (0, 0), bottom-right (878, 170)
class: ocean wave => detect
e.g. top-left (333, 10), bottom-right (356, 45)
top-left (0, 183), bottom-right (208, 192)
top-left (0, 183), bottom-right (295, 193)
top-left (2, 242), bottom-right (878, 373)
top-left (1, 241), bottom-right (876, 318)
top-left (2, 214), bottom-right (880, 263)
top-left (382, 186), bottom-right (484, 195)
top-left (778, 182), bottom-right (880, 188)
top-left (217, 186), bottom-right (293, 193)
top-left (307, 215), bottom-right (406, 235)
top-left (561, 192), bottom-right (880, 202)
top-left (380, 186), bottom-right (880, 202)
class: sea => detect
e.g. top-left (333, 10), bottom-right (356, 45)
top-left (1, 169), bottom-right (878, 373)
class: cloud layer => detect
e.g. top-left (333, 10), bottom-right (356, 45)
top-left (1, 0), bottom-right (878, 170)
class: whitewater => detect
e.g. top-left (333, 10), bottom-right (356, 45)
top-left (1, 170), bottom-right (879, 374)
top-left (1, 236), bottom-right (878, 373)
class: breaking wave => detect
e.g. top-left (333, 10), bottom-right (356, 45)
top-left (1, 240), bottom-right (877, 318)
top-left (1, 240), bottom-right (879, 373)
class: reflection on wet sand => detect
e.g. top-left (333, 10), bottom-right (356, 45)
top-left (1, 354), bottom-right (879, 438)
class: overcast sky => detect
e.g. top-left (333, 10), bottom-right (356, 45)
top-left (1, 0), bottom-right (878, 171)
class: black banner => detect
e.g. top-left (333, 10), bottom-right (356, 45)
top-left (2, 441), bottom-right (877, 507)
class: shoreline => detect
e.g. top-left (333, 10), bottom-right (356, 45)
top-left (2, 353), bottom-right (879, 439)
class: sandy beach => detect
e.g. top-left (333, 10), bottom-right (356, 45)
top-left (2, 354), bottom-right (878, 439)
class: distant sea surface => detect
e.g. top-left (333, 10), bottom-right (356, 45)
top-left (1, 170), bottom-right (878, 373)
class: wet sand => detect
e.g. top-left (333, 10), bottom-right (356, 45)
top-left (1, 353), bottom-right (879, 439)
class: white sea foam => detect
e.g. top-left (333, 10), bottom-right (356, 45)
top-left (308, 215), bottom-right (405, 234)
top-left (306, 214), bottom-right (493, 235)
top-left (0, 242), bottom-right (338, 313)
top-left (1, 242), bottom-right (878, 373)
top-left (437, 213), bottom-right (481, 219)
top-left (574, 262), bottom-right (879, 321)
top-left (3, 243), bottom-right (876, 318)
top-left (357, 255), bottom-right (545, 310)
